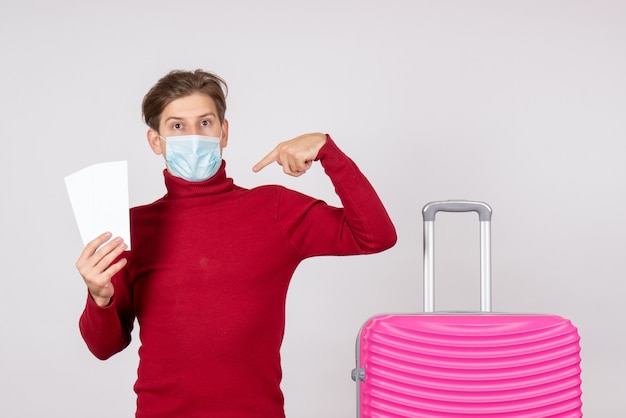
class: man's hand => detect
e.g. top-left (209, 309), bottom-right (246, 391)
top-left (252, 133), bottom-right (327, 177)
top-left (76, 232), bottom-right (128, 307)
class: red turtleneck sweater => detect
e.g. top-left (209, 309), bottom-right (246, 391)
top-left (79, 137), bottom-right (396, 417)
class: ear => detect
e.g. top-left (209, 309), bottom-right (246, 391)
top-left (147, 129), bottom-right (164, 155)
top-left (220, 119), bottom-right (229, 149)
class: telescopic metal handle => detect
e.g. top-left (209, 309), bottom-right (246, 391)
top-left (422, 200), bottom-right (493, 313)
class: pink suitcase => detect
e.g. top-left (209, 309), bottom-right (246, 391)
top-left (353, 201), bottom-right (582, 417)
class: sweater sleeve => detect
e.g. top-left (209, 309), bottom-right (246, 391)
top-left (277, 135), bottom-right (397, 258)
top-left (78, 264), bottom-right (135, 360)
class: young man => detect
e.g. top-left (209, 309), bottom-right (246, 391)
top-left (76, 69), bottom-right (396, 417)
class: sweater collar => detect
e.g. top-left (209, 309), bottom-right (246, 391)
top-left (162, 161), bottom-right (235, 199)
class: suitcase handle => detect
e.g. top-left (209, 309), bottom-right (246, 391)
top-left (422, 200), bottom-right (493, 313)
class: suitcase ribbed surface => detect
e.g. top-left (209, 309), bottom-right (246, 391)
top-left (358, 315), bottom-right (582, 417)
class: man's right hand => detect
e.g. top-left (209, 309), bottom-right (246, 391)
top-left (76, 232), bottom-right (128, 307)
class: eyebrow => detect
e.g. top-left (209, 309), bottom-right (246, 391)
top-left (163, 113), bottom-right (217, 124)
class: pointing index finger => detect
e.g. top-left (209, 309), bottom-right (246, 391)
top-left (252, 147), bottom-right (279, 173)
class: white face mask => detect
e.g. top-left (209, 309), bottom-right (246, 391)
top-left (161, 135), bottom-right (222, 182)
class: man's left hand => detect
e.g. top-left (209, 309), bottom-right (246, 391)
top-left (252, 133), bottom-right (327, 177)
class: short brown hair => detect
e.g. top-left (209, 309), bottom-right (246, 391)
top-left (142, 69), bottom-right (228, 131)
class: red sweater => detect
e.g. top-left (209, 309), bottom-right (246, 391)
top-left (79, 137), bottom-right (396, 417)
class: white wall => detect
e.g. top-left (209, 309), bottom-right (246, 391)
top-left (1, 1), bottom-right (624, 416)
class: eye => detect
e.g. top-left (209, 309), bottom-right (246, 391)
top-left (200, 120), bottom-right (211, 127)
top-left (172, 123), bottom-right (183, 130)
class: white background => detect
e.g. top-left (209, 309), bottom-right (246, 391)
top-left (1, 1), bottom-right (624, 417)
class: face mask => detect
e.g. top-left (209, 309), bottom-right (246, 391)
top-left (162, 134), bottom-right (222, 182)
